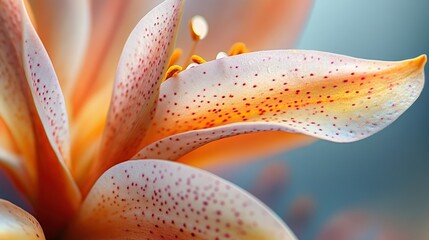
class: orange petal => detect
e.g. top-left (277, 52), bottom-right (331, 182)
top-left (0, 199), bottom-right (46, 240)
top-left (178, 132), bottom-right (313, 168)
top-left (70, 0), bottom-right (161, 114)
top-left (137, 51), bottom-right (425, 162)
top-left (176, 0), bottom-right (313, 60)
top-left (65, 160), bottom-right (296, 240)
top-left (0, 0), bottom-right (37, 194)
top-left (21, 3), bottom-right (81, 237)
top-left (26, 0), bottom-right (90, 101)
top-left (97, 0), bottom-right (184, 174)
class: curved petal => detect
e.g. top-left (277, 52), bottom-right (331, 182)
top-left (178, 132), bottom-right (313, 168)
top-left (21, 3), bottom-right (81, 237)
top-left (177, 0), bottom-right (313, 60)
top-left (141, 51), bottom-right (425, 159)
top-left (97, 0), bottom-right (184, 174)
top-left (135, 123), bottom-right (311, 162)
top-left (0, 199), bottom-right (45, 240)
top-left (66, 160), bottom-right (295, 240)
top-left (27, 0), bottom-right (90, 100)
top-left (0, 0), bottom-right (37, 194)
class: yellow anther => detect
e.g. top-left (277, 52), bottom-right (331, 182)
top-left (169, 48), bottom-right (182, 66)
top-left (191, 55), bottom-right (207, 64)
top-left (228, 42), bottom-right (248, 56)
top-left (190, 15), bottom-right (209, 40)
top-left (164, 65), bottom-right (182, 81)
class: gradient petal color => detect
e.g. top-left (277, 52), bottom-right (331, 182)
top-left (66, 160), bottom-right (296, 240)
top-left (20, 2), bottom-right (81, 237)
top-left (98, 0), bottom-right (184, 174)
top-left (0, 199), bottom-right (45, 240)
top-left (0, 0), bottom-right (36, 195)
top-left (178, 132), bottom-right (313, 168)
top-left (27, 0), bottom-right (90, 99)
top-left (136, 51), bottom-right (425, 160)
top-left (70, 0), bottom-right (160, 113)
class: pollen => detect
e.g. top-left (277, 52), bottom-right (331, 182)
top-left (191, 55), bottom-right (207, 64)
top-left (164, 65), bottom-right (183, 81)
top-left (228, 42), bottom-right (248, 56)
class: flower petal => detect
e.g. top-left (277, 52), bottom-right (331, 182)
top-left (98, 0), bottom-right (184, 173)
top-left (142, 50), bottom-right (425, 155)
top-left (70, 0), bottom-right (160, 113)
top-left (21, 3), bottom-right (81, 237)
top-left (0, 199), bottom-right (45, 240)
top-left (135, 123), bottom-right (312, 162)
top-left (0, 0), bottom-right (37, 193)
top-left (26, 0), bottom-right (90, 100)
top-left (177, 0), bottom-right (313, 59)
top-left (66, 160), bottom-right (296, 240)
top-left (178, 132), bottom-right (312, 168)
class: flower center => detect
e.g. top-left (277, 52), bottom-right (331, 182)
top-left (163, 15), bottom-right (248, 81)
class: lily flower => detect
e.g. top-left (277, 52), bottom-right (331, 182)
top-left (0, 0), bottom-right (426, 239)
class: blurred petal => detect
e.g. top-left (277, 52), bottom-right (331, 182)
top-left (0, 0), bottom-right (37, 192)
top-left (0, 199), bottom-right (45, 240)
top-left (0, 120), bottom-right (31, 199)
top-left (139, 51), bottom-right (425, 161)
top-left (177, 0), bottom-right (313, 59)
top-left (71, 0), bottom-right (160, 113)
top-left (178, 132), bottom-right (313, 168)
top-left (21, 3), bottom-right (81, 237)
top-left (98, 0), bottom-right (184, 173)
top-left (66, 160), bottom-right (296, 240)
top-left (27, 0), bottom-right (90, 99)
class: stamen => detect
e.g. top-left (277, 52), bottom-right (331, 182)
top-left (191, 55), bottom-right (207, 64)
top-left (185, 15), bottom-right (209, 66)
top-left (164, 65), bottom-right (183, 81)
top-left (228, 42), bottom-right (248, 56)
top-left (169, 48), bottom-right (182, 66)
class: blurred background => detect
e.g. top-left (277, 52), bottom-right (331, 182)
top-left (1, 0), bottom-right (428, 239)
top-left (210, 1), bottom-right (429, 239)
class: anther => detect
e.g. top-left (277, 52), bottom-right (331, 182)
top-left (164, 65), bottom-right (183, 81)
top-left (191, 55), bottom-right (207, 64)
top-left (190, 15), bottom-right (208, 40)
top-left (228, 42), bottom-right (248, 56)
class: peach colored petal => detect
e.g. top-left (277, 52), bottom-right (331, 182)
top-left (26, 0), bottom-right (90, 101)
top-left (178, 132), bottom-right (313, 168)
top-left (177, 0), bottom-right (313, 60)
top-left (141, 51), bottom-right (425, 157)
top-left (66, 160), bottom-right (296, 240)
top-left (97, 0), bottom-right (184, 175)
top-left (0, 199), bottom-right (45, 240)
top-left (70, 0), bottom-right (160, 115)
top-left (20, 3), bottom-right (81, 237)
top-left (0, 0), bottom-right (36, 191)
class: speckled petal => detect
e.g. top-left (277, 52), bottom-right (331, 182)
top-left (21, 3), bottom-right (81, 237)
top-left (66, 160), bottom-right (296, 240)
top-left (141, 51), bottom-right (425, 159)
top-left (0, 199), bottom-right (46, 240)
top-left (98, 0), bottom-right (184, 173)
top-left (27, 0), bottom-right (90, 99)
